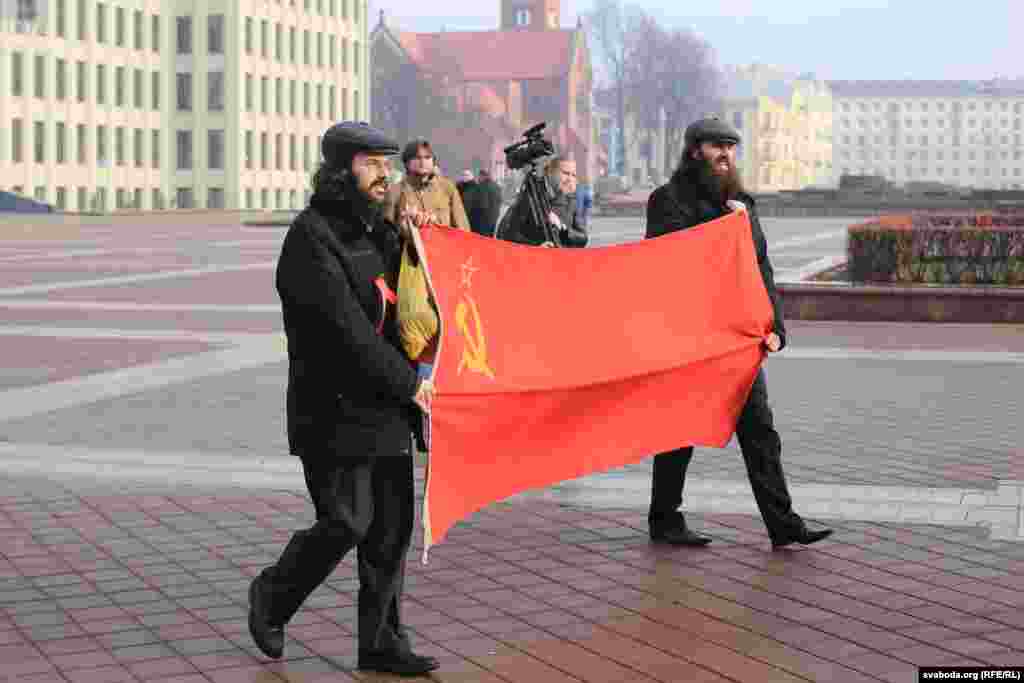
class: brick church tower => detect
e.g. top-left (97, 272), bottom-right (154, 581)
top-left (501, 0), bottom-right (560, 30)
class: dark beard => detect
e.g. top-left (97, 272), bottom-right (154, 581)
top-left (693, 157), bottom-right (744, 204)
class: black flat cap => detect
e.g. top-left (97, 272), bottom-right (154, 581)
top-left (684, 116), bottom-right (741, 148)
top-left (321, 121), bottom-right (400, 168)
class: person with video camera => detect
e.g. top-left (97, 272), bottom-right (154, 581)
top-left (496, 124), bottom-right (588, 248)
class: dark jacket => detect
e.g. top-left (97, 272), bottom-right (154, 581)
top-left (465, 179), bottom-right (503, 237)
top-left (499, 188), bottom-right (588, 248)
top-left (276, 192), bottom-right (421, 459)
top-left (645, 178), bottom-right (787, 348)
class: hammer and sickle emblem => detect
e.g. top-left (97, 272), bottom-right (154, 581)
top-left (455, 294), bottom-right (495, 380)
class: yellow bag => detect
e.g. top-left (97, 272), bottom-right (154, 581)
top-left (396, 243), bottom-right (439, 360)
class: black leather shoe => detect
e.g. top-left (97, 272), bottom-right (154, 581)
top-left (772, 527), bottom-right (833, 550)
top-left (650, 522), bottom-right (712, 547)
top-left (248, 576), bottom-right (284, 659)
top-left (358, 649), bottom-right (440, 676)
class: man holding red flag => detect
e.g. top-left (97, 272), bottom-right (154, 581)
top-left (644, 116), bottom-right (833, 550)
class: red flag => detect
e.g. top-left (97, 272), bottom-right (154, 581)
top-left (412, 211), bottom-right (773, 558)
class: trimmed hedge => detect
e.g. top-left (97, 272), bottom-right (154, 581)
top-left (847, 212), bottom-right (1024, 285)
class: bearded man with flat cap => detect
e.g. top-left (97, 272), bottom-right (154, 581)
top-left (644, 116), bottom-right (832, 551)
top-left (247, 121), bottom-right (439, 677)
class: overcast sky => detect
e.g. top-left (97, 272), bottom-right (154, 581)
top-left (369, 0), bottom-right (1023, 82)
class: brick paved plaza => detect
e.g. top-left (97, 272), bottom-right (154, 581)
top-left (1, 212), bottom-right (1022, 681)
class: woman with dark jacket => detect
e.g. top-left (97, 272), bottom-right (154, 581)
top-left (247, 121), bottom-right (438, 677)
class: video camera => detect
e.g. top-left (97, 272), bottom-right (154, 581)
top-left (504, 122), bottom-right (555, 171)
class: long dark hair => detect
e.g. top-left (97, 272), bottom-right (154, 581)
top-left (311, 161), bottom-right (352, 199)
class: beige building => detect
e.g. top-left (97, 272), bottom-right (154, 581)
top-left (829, 80), bottom-right (1024, 190)
top-left (0, 0), bottom-right (369, 212)
top-left (721, 64), bottom-right (833, 193)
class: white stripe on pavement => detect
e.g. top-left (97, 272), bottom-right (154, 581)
top-left (0, 262), bottom-right (275, 296)
top-left (0, 326), bottom-right (271, 345)
top-left (769, 229), bottom-right (847, 251)
top-left (0, 336), bottom-right (285, 422)
top-left (775, 347), bottom-right (1024, 364)
top-left (0, 300), bottom-right (280, 313)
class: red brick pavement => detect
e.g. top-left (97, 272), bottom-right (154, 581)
top-left (2, 482), bottom-right (1024, 682)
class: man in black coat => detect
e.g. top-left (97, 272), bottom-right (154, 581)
top-left (466, 169), bottom-right (504, 237)
top-left (644, 117), bottom-right (832, 550)
top-left (247, 121), bottom-right (439, 676)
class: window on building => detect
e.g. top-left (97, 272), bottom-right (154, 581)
top-left (244, 75), bottom-right (253, 111)
top-left (152, 14), bottom-right (160, 52)
top-left (34, 55), bottom-right (45, 98)
top-left (132, 128), bottom-right (143, 167)
top-left (303, 82), bottom-right (309, 117)
top-left (176, 73), bottom-right (191, 110)
top-left (208, 14), bottom-right (224, 54)
top-left (55, 59), bottom-right (67, 100)
top-left (49, 121), bottom-right (64, 165)
top-left (316, 84), bottom-right (322, 118)
top-left (275, 132), bottom-right (282, 169)
top-left (11, 52), bottom-right (24, 96)
top-left (134, 10), bottom-right (143, 49)
top-left (29, 121), bottom-right (44, 163)
top-left (261, 188), bottom-right (269, 209)
top-left (115, 6), bottom-right (125, 46)
top-left (115, 66), bottom-right (125, 106)
top-left (176, 16), bottom-right (192, 54)
top-left (133, 68), bottom-right (142, 108)
top-left (290, 27), bottom-right (297, 63)
top-left (275, 188), bottom-right (283, 209)
top-left (74, 123), bottom-right (86, 163)
top-left (245, 188), bottom-right (253, 209)
top-left (353, 40), bottom-right (360, 74)
top-left (208, 129), bottom-right (224, 169)
top-left (329, 35), bottom-right (335, 68)
top-left (54, 186), bottom-right (67, 210)
top-left (176, 130), bottom-right (192, 169)
top-left (260, 132), bottom-right (268, 169)
top-left (317, 32), bottom-right (323, 67)
top-left (176, 187), bottom-right (194, 209)
top-left (245, 131), bottom-right (253, 169)
top-left (96, 64), bottom-right (106, 104)
top-left (303, 135), bottom-right (310, 171)
top-left (151, 71), bottom-right (160, 110)
top-left (152, 129), bottom-right (160, 167)
top-left (276, 77), bottom-right (283, 115)
top-left (303, 29), bottom-right (310, 64)
top-left (260, 20), bottom-right (268, 58)
top-left (74, 60), bottom-right (86, 101)
top-left (208, 71), bottom-right (224, 111)
top-left (97, 3), bottom-right (106, 43)
top-left (208, 188), bottom-right (225, 209)
top-left (329, 85), bottom-right (335, 120)
top-left (274, 22), bottom-right (282, 61)
top-left (115, 126), bottom-right (126, 165)
top-left (289, 134), bottom-right (297, 170)
top-left (354, 90), bottom-right (360, 119)
top-left (245, 18), bottom-right (253, 54)
top-left (261, 76), bottom-right (268, 113)
top-left (96, 124), bottom-right (107, 164)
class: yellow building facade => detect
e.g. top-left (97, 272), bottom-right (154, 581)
top-left (0, 0), bottom-right (369, 212)
top-left (721, 66), bottom-right (833, 193)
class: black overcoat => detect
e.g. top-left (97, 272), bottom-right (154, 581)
top-left (645, 179), bottom-right (787, 348)
top-left (276, 194), bottom-right (421, 459)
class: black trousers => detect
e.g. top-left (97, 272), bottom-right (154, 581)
top-left (259, 449), bottom-right (415, 653)
top-left (649, 369), bottom-right (804, 541)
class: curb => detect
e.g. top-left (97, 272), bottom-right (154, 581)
top-left (779, 281), bottom-right (1024, 323)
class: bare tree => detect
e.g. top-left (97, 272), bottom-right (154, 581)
top-left (587, 0), bottom-right (632, 176)
top-left (657, 29), bottom-right (722, 176)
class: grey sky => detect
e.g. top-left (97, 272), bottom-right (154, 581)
top-left (370, 0), bottom-right (1022, 82)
